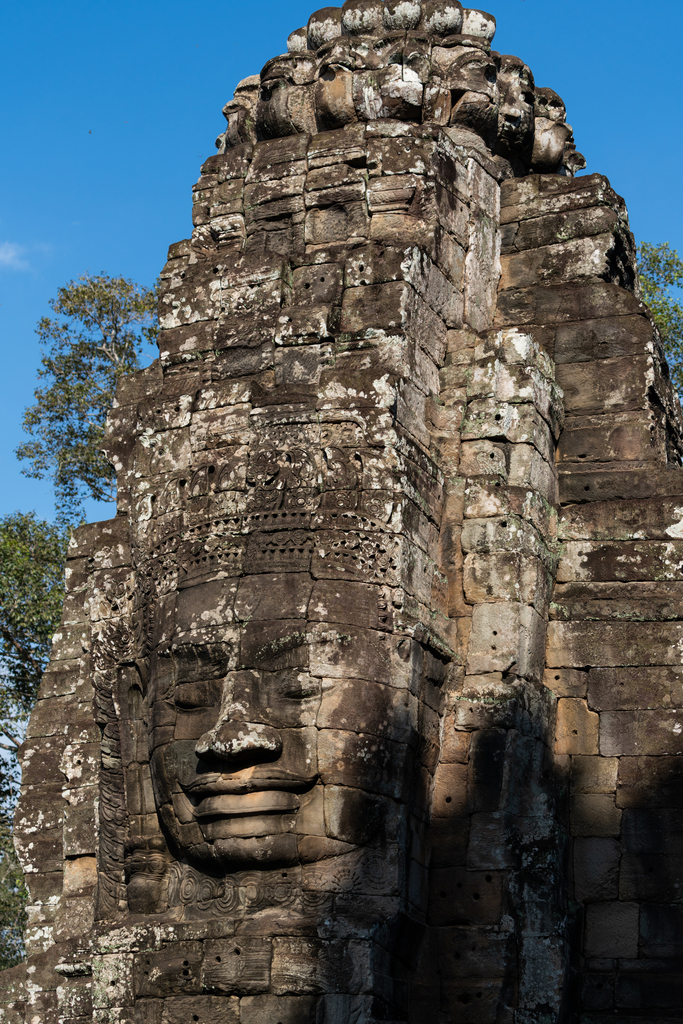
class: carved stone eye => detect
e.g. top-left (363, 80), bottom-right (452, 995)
top-left (174, 697), bottom-right (206, 711)
top-left (284, 685), bottom-right (318, 700)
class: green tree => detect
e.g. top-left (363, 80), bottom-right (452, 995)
top-left (0, 823), bottom-right (28, 970)
top-left (16, 273), bottom-right (158, 525)
top-left (0, 511), bottom-right (67, 966)
top-left (638, 242), bottom-right (683, 395)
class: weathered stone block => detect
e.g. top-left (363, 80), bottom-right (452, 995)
top-left (432, 762), bottom-right (468, 817)
top-left (429, 868), bottom-right (506, 927)
top-left (600, 711), bottom-right (683, 757)
top-left (555, 699), bottom-right (599, 755)
top-left (546, 620), bottom-right (683, 668)
top-left (617, 756), bottom-right (683, 808)
top-left (570, 794), bottom-right (621, 837)
top-left (239, 995), bottom-right (315, 1024)
top-left (640, 904), bottom-right (683, 957)
top-left (271, 938), bottom-right (353, 996)
top-left (573, 838), bottom-right (620, 902)
top-left (571, 755), bottom-right (618, 793)
top-left (588, 666), bottom-right (683, 711)
top-left (203, 939), bottom-right (271, 996)
top-left (467, 602), bottom-right (545, 680)
top-left (584, 903), bottom-right (639, 959)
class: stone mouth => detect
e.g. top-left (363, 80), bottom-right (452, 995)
top-left (181, 774), bottom-right (317, 798)
top-left (190, 790), bottom-right (301, 819)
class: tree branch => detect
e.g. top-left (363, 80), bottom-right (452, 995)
top-left (0, 727), bottom-right (20, 748)
top-left (0, 623), bottom-right (43, 676)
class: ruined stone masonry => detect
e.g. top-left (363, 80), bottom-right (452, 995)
top-left (3, 1), bottom-right (683, 1022)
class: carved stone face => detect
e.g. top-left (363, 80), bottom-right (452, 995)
top-left (534, 86), bottom-right (566, 124)
top-left (442, 47), bottom-right (499, 144)
top-left (531, 86), bottom-right (571, 172)
top-left (496, 54), bottom-right (535, 159)
top-left (256, 55), bottom-right (316, 139)
top-left (148, 577), bottom-right (414, 869)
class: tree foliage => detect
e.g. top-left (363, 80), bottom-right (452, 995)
top-left (0, 512), bottom-right (67, 734)
top-left (16, 273), bottom-right (158, 525)
top-left (638, 241), bottom-right (683, 395)
top-left (0, 511), bottom-right (67, 966)
top-left (0, 820), bottom-right (28, 970)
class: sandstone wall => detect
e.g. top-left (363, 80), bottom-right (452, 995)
top-left (2, 5), bottom-right (683, 1024)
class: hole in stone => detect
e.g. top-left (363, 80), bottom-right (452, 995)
top-left (492, 631), bottom-right (497, 636)
top-left (555, 675), bottom-right (560, 680)
top-left (305, 282), bottom-right (310, 289)
top-left (234, 948), bottom-right (241, 955)
top-left (359, 264), bottom-right (365, 271)
top-left (473, 893), bottom-right (480, 900)
top-left (445, 796), bottom-right (452, 803)
top-left (495, 414), bottom-right (501, 421)
top-left (282, 871), bottom-right (288, 877)
top-left (182, 961), bottom-right (189, 967)
top-left (485, 875), bottom-right (492, 882)
top-left (572, 730), bottom-right (578, 735)
top-left (180, 479), bottom-right (187, 487)
top-left (476, 992), bottom-right (482, 999)
top-left (320, 276), bottom-right (326, 282)
top-left (440, 891), bottom-right (447, 899)
top-left (499, 520), bottom-right (507, 528)
top-left (215, 956), bottom-right (221, 962)
top-left (208, 465), bottom-right (215, 474)
top-left (584, 485), bottom-right (590, 491)
top-left (489, 452), bottom-right (495, 458)
top-left (579, 453), bottom-right (587, 459)
top-left (456, 882), bottom-right (463, 889)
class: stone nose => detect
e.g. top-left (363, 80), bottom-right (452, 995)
top-left (195, 721), bottom-right (283, 762)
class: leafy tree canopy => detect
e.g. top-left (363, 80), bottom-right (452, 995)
top-left (0, 511), bottom-right (66, 760)
top-left (0, 511), bottom-right (67, 967)
top-left (0, 822), bottom-right (27, 970)
top-left (16, 273), bottom-right (158, 525)
top-left (638, 241), bottom-right (683, 395)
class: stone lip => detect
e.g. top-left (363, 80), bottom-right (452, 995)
top-left (182, 776), bottom-right (315, 796)
top-left (191, 790), bottom-right (301, 818)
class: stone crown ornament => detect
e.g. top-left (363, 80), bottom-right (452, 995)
top-left (220, 1), bottom-right (585, 179)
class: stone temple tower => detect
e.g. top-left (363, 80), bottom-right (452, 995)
top-left (3, 2), bottom-right (683, 1022)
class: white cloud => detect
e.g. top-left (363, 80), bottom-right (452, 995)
top-left (0, 242), bottom-right (29, 270)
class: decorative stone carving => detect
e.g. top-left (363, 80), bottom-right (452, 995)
top-left (218, 3), bottom-right (586, 179)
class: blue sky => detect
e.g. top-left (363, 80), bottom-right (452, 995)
top-left (1, 0), bottom-right (681, 525)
